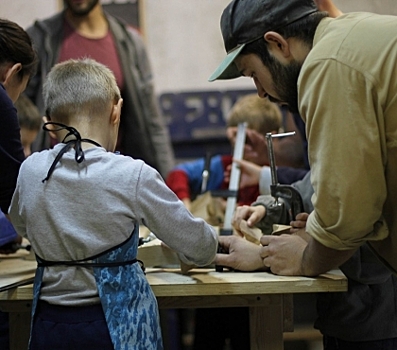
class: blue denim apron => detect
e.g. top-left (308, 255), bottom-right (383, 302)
top-left (29, 227), bottom-right (163, 350)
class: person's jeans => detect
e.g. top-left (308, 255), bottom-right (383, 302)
top-left (324, 335), bottom-right (397, 350)
top-left (30, 301), bottom-right (113, 350)
top-left (0, 311), bottom-right (9, 350)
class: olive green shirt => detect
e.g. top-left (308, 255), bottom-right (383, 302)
top-left (299, 13), bottom-right (397, 271)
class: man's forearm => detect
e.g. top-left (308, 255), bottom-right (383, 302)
top-left (301, 237), bottom-right (356, 276)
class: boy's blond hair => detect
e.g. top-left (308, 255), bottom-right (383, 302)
top-left (43, 58), bottom-right (121, 124)
top-left (226, 94), bottom-right (282, 136)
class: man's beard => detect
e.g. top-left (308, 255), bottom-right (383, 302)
top-left (65, 0), bottom-right (99, 17)
top-left (267, 57), bottom-right (302, 114)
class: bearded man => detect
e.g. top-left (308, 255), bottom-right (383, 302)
top-left (211, 0), bottom-right (397, 278)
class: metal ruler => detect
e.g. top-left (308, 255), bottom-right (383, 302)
top-left (222, 122), bottom-right (247, 232)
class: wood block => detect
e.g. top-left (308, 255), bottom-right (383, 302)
top-left (239, 221), bottom-right (292, 245)
top-left (137, 239), bottom-right (197, 275)
top-left (137, 239), bottom-right (181, 268)
top-left (272, 224), bottom-right (292, 235)
top-left (239, 220), bottom-right (262, 245)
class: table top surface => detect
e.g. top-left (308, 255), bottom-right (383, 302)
top-left (145, 267), bottom-right (347, 296)
top-left (0, 253), bottom-right (347, 300)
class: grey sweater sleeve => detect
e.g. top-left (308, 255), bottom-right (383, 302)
top-left (133, 163), bottom-right (218, 266)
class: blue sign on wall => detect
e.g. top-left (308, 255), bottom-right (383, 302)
top-left (159, 89), bottom-right (256, 159)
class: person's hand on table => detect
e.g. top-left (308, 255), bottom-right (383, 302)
top-left (214, 235), bottom-right (268, 271)
top-left (260, 233), bottom-right (308, 275)
top-left (259, 211), bottom-right (311, 275)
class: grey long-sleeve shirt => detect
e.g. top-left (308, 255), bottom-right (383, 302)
top-left (9, 145), bottom-right (217, 306)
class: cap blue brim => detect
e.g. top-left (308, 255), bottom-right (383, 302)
top-left (208, 44), bottom-right (246, 82)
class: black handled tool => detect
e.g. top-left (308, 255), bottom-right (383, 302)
top-left (266, 132), bottom-right (304, 221)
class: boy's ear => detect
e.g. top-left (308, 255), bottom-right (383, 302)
top-left (110, 98), bottom-right (123, 125)
top-left (3, 63), bottom-right (22, 85)
top-left (42, 116), bottom-right (57, 140)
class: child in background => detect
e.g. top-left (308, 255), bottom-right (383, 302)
top-left (166, 93), bottom-right (283, 213)
top-left (8, 58), bottom-right (218, 350)
top-left (166, 94), bottom-right (284, 350)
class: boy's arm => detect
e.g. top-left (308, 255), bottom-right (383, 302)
top-left (136, 164), bottom-right (218, 267)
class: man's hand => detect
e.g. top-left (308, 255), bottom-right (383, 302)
top-left (232, 205), bottom-right (266, 234)
top-left (260, 234), bottom-right (308, 275)
top-left (260, 233), bottom-right (357, 276)
top-left (214, 235), bottom-right (267, 271)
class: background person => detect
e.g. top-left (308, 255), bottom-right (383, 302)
top-left (0, 17), bottom-right (37, 350)
top-left (166, 94), bottom-right (290, 350)
top-left (0, 18), bottom-right (37, 215)
top-left (166, 94), bottom-right (283, 212)
top-left (25, 0), bottom-right (174, 178)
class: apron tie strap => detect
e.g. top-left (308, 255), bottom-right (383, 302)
top-left (41, 122), bottom-right (102, 183)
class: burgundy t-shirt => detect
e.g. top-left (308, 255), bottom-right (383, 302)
top-left (58, 20), bottom-right (124, 91)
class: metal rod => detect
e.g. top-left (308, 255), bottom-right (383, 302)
top-left (223, 122), bottom-right (247, 230)
top-left (270, 131), bottom-right (296, 138)
top-left (266, 132), bottom-right (278, 186)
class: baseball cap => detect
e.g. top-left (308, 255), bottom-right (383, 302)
top-left (208, 0), bottom-right (317, 82)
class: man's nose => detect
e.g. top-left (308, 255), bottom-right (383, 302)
top-left (253, 77), bottom-right (267, 98)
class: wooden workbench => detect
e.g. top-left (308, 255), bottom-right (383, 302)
top-left (0, 257), bottom-right (347, 350)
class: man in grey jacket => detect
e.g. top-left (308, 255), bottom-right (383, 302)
top-left (25, 0), bottom-right (174, 178)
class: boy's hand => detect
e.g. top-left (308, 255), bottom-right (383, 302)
top-left (289, 212), bottom-right (311, 242)
top-left (225, 158), bottom-right (262, 188)
top-left (232, 205), bottom-right (266, 235)
top-left (226, 127), bottom-right (269, 165)
top-left (289, 212), bottom-right (309, 233)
